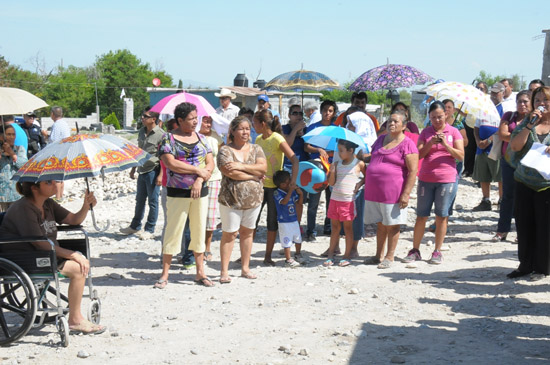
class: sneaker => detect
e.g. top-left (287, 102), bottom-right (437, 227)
top-left (182, 262), bottom-right (196, 269)
top-left (138, 231), bottom-right (154, 240)
top-left (285, 259), bottom-right (300, 268)
top-left (428, 250), bottom-right (443, 265)
top-left (402, 248), bottom-right (422, 263)
top-left (294, 253), bottom-right (309, 265)
top-left (473, 200), bottom-right (491, 212)
top-left (119, 226), bottom-right (139, 235)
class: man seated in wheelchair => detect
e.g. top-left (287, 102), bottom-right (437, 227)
top-left (0, 180), bottom-right (106, 334)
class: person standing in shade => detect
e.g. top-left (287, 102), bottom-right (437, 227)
top-left (472, 83), bottom-right (505, 211)
top-left (1, 115), bottom-right (28, 153)
top-left (120, 110), bottom-right (163, 240)
top-left (48, 107), bottom-right (71, 201)
top-left (21, 111), bottom-right (46, 158)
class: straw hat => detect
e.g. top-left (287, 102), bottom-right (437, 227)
top-left (214, 88), bottom-right (237, 99)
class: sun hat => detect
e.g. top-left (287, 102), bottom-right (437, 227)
top-left (214, 88), bottom-right (237, 99)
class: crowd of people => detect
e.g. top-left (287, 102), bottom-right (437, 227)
top-left (1, 81), bottom-right (549, 307)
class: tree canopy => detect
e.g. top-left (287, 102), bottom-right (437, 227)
top-left (0, 50), bottom-right (174, 121)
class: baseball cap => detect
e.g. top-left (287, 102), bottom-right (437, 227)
top-left (257, 94), bottom-right (269, 102)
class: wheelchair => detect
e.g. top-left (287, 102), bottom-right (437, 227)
top-left (0, 221), bottom-right (101, 347)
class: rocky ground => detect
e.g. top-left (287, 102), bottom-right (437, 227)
top-left (2, 171), bottom-right (550, 365)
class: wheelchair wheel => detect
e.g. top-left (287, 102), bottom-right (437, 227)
top-left (56, 316), bottom-right (69, 347)
top-left (0, 258), bottom-right (38, 346)
top-left (87, 299), bottom-right (101, 325)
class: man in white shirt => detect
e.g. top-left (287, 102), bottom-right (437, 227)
top-left (500, 78), bottom-right (516, 113)
top-left (49, 106), bottom-right (71, 201)
top-left (214, 88), bottom-right (240, 122)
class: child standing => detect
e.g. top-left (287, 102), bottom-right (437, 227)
top-left (324, 140), bottom-right (365, 267)
top-left (273, 170), bottom-right (304, 267)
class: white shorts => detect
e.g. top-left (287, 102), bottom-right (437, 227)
top-left (364, 200), bottom-right (408, 226)
top-left (278, 221), bottom-right (302, 248)
top-left (219, 204), bottom-right (261, 232)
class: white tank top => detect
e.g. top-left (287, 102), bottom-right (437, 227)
top-left (331, 158), bottom-right (362, 202)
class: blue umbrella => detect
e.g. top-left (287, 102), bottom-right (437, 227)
top-left (303, 126), bottom-right (367, 152)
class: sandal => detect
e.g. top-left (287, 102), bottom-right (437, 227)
top-left (153, 279), bottom-right (168, 289)
top-left (69, 320), bottom-right (106, 335)
top-left (194, 277), bottom-right (215, 287)
top-left (338, 259), bottom-right (351, 267)
top-left (491, 233), bottom-right (508, 242)
top-left (204, 251), bottom-right (213, 261)
top-left (377, 259), bottom-right (392, 269)
top-left (219, 276), bottom-right (232, 284)
top-left (323, 258), bottom-right (334, 267)
top-left (263, 259), bottom-right (276, 267)
top-left (241, 272), bottom-right (257, 279)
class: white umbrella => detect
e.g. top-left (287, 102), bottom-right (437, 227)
top-left (0, 87), bottom-right (48, 115)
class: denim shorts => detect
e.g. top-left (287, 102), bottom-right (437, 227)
top-left (416, 180), bottom-right (457, 217)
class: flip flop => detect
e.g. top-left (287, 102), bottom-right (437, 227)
top-left (323, 258), bottom-right (334, 267)
top-left (338, 259), bottom-right (351, 267)
top-left (194, 277), bottom-right (215, 287)
top-left (204, 251), bottom-right (213, 261)
top-left (219, 277), bottom-right (232, 284)
top-left (241, 272), bottom-right (257, 279)
top-left (69, 320), bottom-right (106, 335)
top-left (153, 279), bottom-right (168, 289)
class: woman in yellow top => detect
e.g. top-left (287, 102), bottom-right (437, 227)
top-left (253, 109), bottom-right (299, 266)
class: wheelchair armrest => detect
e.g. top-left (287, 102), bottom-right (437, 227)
top-left (57, 224), bottom-right (83, 232)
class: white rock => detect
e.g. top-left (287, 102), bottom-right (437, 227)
top-left (77, 350), bottom-right (90, 358)
top-left (348, 288), bottom-right (359, 294)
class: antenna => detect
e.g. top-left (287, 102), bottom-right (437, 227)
top-left (533, 34), bottom-right (545, 41)
top-left (255, 59), bottom-right (262, 81)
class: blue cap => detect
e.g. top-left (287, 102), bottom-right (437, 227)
top-left (258, 94), bottom-right (269, 102)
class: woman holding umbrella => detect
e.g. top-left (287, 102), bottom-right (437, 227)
top-left (0, 124), bottom-right (28, 211)
top-left (155, 102), bottom-right (215, 288)
top-left (402, 101), bottom-right (464, 265)
top-left (0, 181), bottom-right (105, 334)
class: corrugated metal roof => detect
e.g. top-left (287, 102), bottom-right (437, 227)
top-left (220, 86), bottom-right (264, 96)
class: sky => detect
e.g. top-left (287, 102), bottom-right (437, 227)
top-left (2, 0), bottom-right (550, 90)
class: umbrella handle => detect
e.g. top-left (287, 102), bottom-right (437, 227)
top-left (85, 177), bottom-right (110, 232)
top-left (90, 209), bottom-right (110, 232)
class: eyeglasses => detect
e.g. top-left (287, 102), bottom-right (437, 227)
top-left (142, 114), bottom-right (152, 119)
top-left (291, 111), bottom-right (303, 116)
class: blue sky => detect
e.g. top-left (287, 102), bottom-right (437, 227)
top-left (2, 0), bottom-right (549, 90)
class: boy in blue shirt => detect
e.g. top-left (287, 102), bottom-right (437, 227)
top-left (273, 170), bottom-right (304, 267)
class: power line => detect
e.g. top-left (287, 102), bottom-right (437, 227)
top-left (0, 78), bottom-right (155, 90)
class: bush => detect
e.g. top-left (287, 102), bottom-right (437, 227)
top-left (103, 112), bottom-right (121, 130)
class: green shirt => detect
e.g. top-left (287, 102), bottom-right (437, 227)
top-left (512, 119), bottom-right (550, 192)
top-left (138, 125), bottom-right (164, 174)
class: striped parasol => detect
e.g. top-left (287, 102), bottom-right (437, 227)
top-left (13, 134), bottom-right (150, 182)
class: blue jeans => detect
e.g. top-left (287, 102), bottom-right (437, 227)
top-left (497, 157), bottom-right (516, 233)
top-left (306, 187), bottom-right (331, 235)
top-left (416, 180), bottom-right (457, 217)
top-left (130, 169), bottom-right (160, 233)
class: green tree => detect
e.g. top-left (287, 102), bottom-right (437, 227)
top-left (93, 49), bottom-right (174, 121)
top-left (103, 112), bottom-right (121, 130)
top-left (42, 65), bottom-right (96, 117)
top-left (473, 70), bottom-right (526, 91)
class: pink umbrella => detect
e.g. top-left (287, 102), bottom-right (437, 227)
top-left (150, 92), bottom-right (229, 135)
